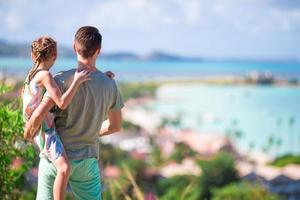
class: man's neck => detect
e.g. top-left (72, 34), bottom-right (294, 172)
top-left (77, 57), bottom-right (97, 72)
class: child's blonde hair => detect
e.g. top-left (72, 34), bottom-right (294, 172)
top-left (24, 36), bottom-right (57, 84)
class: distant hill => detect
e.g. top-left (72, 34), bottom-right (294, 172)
top-left (0, 42), bottom-right (30, 57)
top-left (101, 52), bottom-right (139, 60)
top-left (143, 51), bottom-right (200, 61)
top-left (0, 41), bottom-right (201, 61)
top-left (0, 41), bottom-right (74, 58)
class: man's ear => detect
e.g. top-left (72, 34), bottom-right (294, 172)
top-left (53, 51), bottom-right (57, 61)
top-left (93, 47), bottom-right (101, 58)
top-left (73, 42), bottom-right (77, 53)
top-left (96, 47), bottom-right (101, 55)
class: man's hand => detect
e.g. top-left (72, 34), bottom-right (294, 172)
top-left (99, 109), bottom-right (122, 136)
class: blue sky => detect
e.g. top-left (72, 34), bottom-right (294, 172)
top-left (0, 0), bottom-right (299, 60)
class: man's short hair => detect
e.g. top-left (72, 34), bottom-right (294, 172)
top-left (75, 26), bottom-right (102, 58)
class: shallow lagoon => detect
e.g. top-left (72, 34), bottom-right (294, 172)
top-left (154, 84), bottom-right (300, 156)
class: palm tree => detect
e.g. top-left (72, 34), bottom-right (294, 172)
top-left (289, 116), bottom-right (295, 154)
top-left (275, 138), bottom-right (282, 156)
top-left (276, 117), bottom-right (282, 154)
top-left (267, 136), bottom-right (275, 156)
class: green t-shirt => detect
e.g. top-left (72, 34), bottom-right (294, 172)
top-left (47, 69), bottom-right (124, 160)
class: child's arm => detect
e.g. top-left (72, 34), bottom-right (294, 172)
top-left (24, 97), bottom-right (55, 140)
top-left (39, 70), bottom-right (90, 110)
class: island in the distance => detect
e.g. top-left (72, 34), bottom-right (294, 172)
top-left (0, 40), bottom-right (201, 62)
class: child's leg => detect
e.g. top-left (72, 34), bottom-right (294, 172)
top-left (44, 129), bottom-right (70, 200)
top-left (53, 152), bottom-right (70, 200)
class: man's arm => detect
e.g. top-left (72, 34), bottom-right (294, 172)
top-left (23, 97), bottom-right (55, 140)
top-left (99, 109), bottom-right (122, 137)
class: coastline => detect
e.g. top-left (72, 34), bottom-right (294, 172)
top-left (1, 70), bottom-right (299, 88)
top-left (122, 80), bottom-right (300, 156)
top-left (1, 70), bottom-right (299, 156)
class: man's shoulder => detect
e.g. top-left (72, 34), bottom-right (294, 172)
top-left (53, 69), bottom-right (76, 80)
top-left (93, 71), bottom-right (118, 86)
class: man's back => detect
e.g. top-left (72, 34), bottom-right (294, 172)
top-left (52, 69), bottom-right (123, 160)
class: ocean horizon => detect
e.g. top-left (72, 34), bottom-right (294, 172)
top-left (0, 57), bottom-right (300, 81)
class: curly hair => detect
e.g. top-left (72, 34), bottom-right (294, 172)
top-left (24, 36), bottom-right (57, 84)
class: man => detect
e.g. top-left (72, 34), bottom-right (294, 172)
top-left (25, 26), bottom-right (124, 199)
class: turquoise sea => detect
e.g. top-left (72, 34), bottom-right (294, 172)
top-left (1, 57), bottom-right (300, 155)
top-left (154, 84), bottom-right (300, 156)
top-left (0, 57), bottom-right (300, 80)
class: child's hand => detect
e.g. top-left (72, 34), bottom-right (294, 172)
top-left (23, 131), bottom-right (30, 140)
top-left (74, 70), bottom-right (91, 84)
top-left (23, 126), bottom-right (39, 142)
top-left (105, 71), bottom-right (115, 79)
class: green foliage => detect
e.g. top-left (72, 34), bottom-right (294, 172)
top-left (102, 178), bottom-right (132, 200)
top-left (169, 142), bottom-right (197, 163)
top-left (154, 153), bottom-right (240, 200)
top-left (0, 84), bottom-right (13, 95)
top-left (156, 175), bottom-right (201, 200)
top-left (149, 143), bottom-right (164, 166)
top-left (18, 187), bottom-right (37, 200)
top-left (118, 82), bottom-right (158, 101)
top-left (122, 120), bottom-right (141, 133)
top-left (122, 159), bottom-right (147, 189)
top-left (0, 83), bottom-right (36, 199)
top-left (270, 154), bottom-right (300, 167)
top-left (99, 143), bottom-right (128, 166)
top-left (101, 161), bottom-right (147, 199)
top-left (0, 103), bottom-right (37, 199)
top-left (212, 181), bottom-right (283, 200)
top-left (100, 142), bottom-right (148, 199)
top-left (159, 114), bottom-right (182, 129)
top-left (199, 152), bottom-right (239, 200)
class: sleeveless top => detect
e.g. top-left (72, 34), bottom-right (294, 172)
top-left (22, 77), bottom-right (56, 154)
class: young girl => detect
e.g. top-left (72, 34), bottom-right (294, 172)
top-left (22, 36), bottom-right (112, 200)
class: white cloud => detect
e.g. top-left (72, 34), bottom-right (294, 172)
top-left (5, 12), bottom-right (21, 31)
top-left (177, 0), bottom-right (201, 25)
top-left (0, 0), bottom-right (299, 59)
top-left (86, 0), bottom-right (176, 31)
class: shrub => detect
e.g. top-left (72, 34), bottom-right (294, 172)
top-left (270, 154), bottom-right (300, 167)
top-left (118, 82), bottom-right (157, 101)
top-left (169, 142), bottom-right (197, 163)
top-left (156, 175), bottom-right (201, 200)
top-left (198, 152), bottom-right (239, 199)
top-left (212, 181), bottom-right (283, 200)
top-left (0, 85), bottom-right (36, 199)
